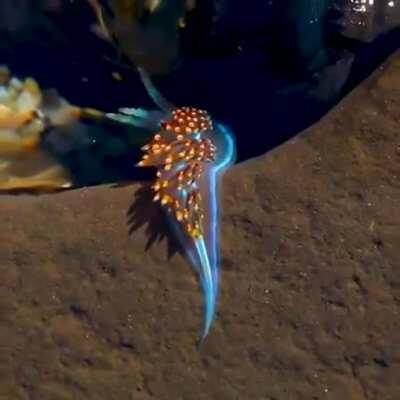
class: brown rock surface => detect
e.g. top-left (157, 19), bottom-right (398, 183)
top-left (1, 52), bottom-right (399, 400)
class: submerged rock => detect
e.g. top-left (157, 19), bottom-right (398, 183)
top-left (0, 52), bottom-right (399, 399)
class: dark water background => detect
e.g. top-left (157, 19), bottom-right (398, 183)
top-left (0, 0), bottom-right (398, 185)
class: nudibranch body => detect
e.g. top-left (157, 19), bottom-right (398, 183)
top-left (109, 86), bottom-right (236, 342)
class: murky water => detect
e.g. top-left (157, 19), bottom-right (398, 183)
top-left (0, 0), bottom-right (398, 186)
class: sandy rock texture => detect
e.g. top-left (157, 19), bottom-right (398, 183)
top-left (1, 52), bottom-right (399, 400)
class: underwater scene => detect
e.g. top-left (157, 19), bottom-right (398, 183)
top-left (0, 1), bottom-right (399, 399)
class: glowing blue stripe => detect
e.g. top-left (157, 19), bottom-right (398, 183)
top-left (207, 123), bottom-right (236, 292)
top-left (194, 238), bottom-right (214, 341)
top-left (196, 123), bottom-right (236, 343)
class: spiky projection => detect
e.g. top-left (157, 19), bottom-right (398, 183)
top-left (138, 107), bottom-right (218, 239)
